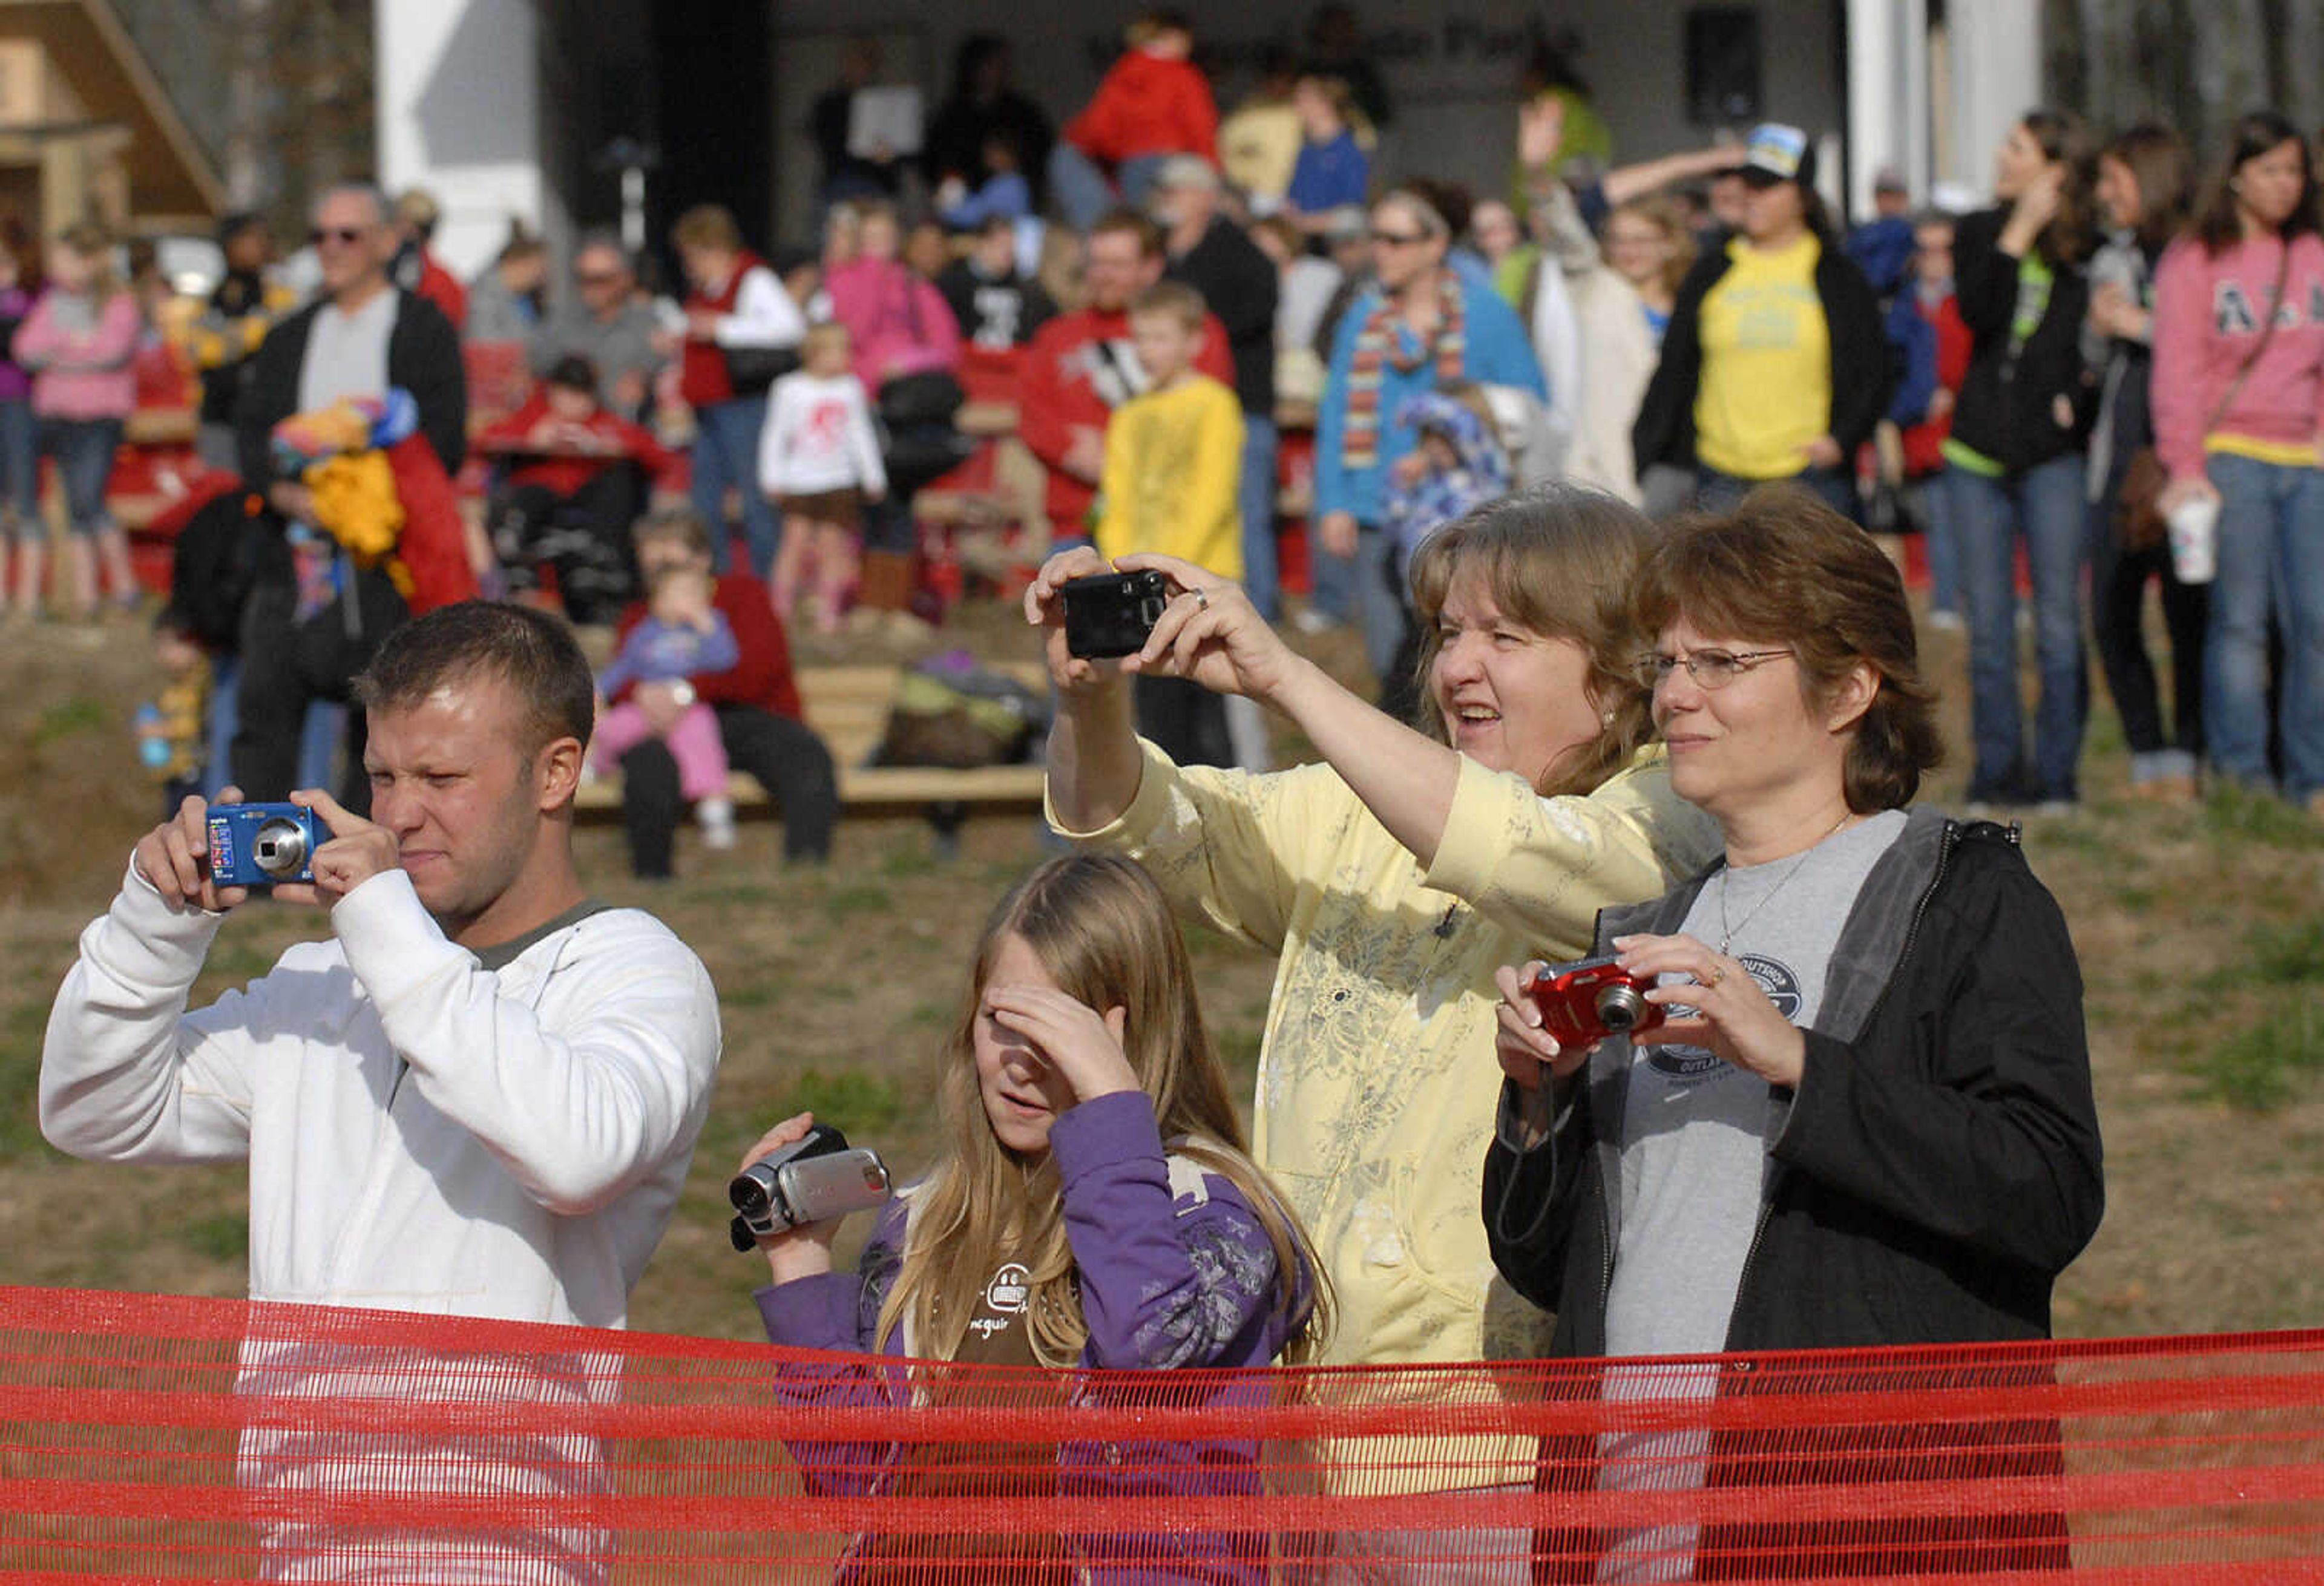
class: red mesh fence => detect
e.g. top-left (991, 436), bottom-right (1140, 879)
top-left (1, 1283), bottom-right (2320, 1581)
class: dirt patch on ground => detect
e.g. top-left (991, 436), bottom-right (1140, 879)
top-left (1, 597), bottom-right (2317, 1343)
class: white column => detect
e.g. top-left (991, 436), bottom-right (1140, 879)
top-left (1940, 0), bottom-right (2042, 195)
top-left (1845, 0), bottom-right (1932, 218)
top-left (374, 0), bottom-right (543, 278)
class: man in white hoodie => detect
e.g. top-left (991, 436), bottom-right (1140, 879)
top-left (41, 600), bottom-right (723, 1578)
top-left (44, 597), bottom-right (721, 1323)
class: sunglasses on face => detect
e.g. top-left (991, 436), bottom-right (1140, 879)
top-left (310, 226), bottom-right (370, 247)
top-left (1371, 229), bottom-right (1431, 247)
top-left (574, 270), bottom-right (625, 287)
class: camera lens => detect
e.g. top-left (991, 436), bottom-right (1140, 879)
top-left (251, 818), bottom-right (309, 879)
top-left (1597, 983), bottom-right (1645, 1033)
top-left (729, 1164), bottom-right (776, 1219)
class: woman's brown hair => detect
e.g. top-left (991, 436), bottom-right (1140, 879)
top-left (1407, 483), bottom-right (1659, 799)
top-left (1633, 485), bottom-right (1942, 813)
top-left (2101, 123), bottom-right (2194, 256)
top-left (2019, 108), bottom-right (2098, 267)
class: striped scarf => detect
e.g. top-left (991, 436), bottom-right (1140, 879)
top-left (1341, 272), bottom-right (1468, 473)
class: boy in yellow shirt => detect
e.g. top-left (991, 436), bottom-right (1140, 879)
top-left (1097, 281), bottom-right (1246, 767)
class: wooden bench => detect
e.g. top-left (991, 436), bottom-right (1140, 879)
top-left (574, 661), bottom-right (1051, 850)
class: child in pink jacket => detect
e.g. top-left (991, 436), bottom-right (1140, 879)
top-left (13, 221), bottom-right (142, 618)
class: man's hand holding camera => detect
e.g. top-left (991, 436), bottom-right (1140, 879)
top-left (135, 788), bottom-right (403, 913)
top-left (133, 789), bottom-right (252, 914)
top-left (272, 790), bottom-right (402, 907)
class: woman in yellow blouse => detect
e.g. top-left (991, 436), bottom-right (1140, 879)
top-left (1026, 482), bottom-right (1719, 1378)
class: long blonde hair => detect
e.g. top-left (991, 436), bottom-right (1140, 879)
top-left (876, 854), bottom-right (1330, 1367)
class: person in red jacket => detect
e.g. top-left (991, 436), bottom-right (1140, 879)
top-left (479, 355), bottom-right (674, 622)
top-left (390, 189), bottom-right (468, 332)
top-left (1017, 210), bottom-right (1232, 539)
top-left (609, 510), bottom-right (836, 877)
top-left (1049, 11), bottom-right (1219, 229)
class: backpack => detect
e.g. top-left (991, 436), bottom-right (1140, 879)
top-left (165, 484), bottom-right (269, 652)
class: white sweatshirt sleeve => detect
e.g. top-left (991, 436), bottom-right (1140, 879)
top-left (845, 378), bottom-right (888, 496)
top-left (717, 265), bottom-right (807, 350)
top-left (40, 861), bottom-right (264, 1164)
top-left (329, 870), bottom-right (722, 1217)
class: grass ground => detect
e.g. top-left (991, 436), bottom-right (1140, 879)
top-left (0, 592), bottom-right (2319, 1345)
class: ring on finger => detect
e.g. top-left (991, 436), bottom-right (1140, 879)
top-left (1190, 587), bottom-right (1211, 612)
top-left (1707, 965), bottom-right (1727, 987)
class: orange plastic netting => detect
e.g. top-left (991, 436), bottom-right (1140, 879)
top-left (1, 1284), bottom-right (2320, 1581)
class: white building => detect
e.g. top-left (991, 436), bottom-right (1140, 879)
top-left (376, 0), bottom-right (2042, 278)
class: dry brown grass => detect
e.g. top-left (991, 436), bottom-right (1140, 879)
top-left (1, 596), bottom-right (2318, 1346)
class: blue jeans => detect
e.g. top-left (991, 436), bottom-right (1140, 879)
top-left (1915, 473), bottom-right (1963, 615)
top-left (690, 396), bottom-right (779, 577)
top-left (1695, 464), bottom-right (1856, 519)
top-left (0, 399), bottom-right (37, 533)
top-left (1238, 414), bottom-right (1281, 621)
top-left (1944, 454), bottom-right (2090, 802)
top-left (1048, 145), bottom-right (1171, 231)
top-left (1353, 522), bottom-right (1406, 686)
top-left (2204, 453), bottom-right (2324, 800)
top-left (39, 416), bottom-right (124, 534)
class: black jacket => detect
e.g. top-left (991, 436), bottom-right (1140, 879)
top-left (234, 287), bottom-right (468, 493)
top-left (1483, 807), bottom-right (2104, 1356)
top-left (1166, 217), bottom-right (1278, 416)
top-left (1632, 232), bottom-right (1892, 476)
top-left (1945, 206), bottom-right (2095, 473)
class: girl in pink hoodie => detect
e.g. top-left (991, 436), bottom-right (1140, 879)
top-left (13, 221), bottom-right (142, 618)
top-left (2151, 110), bottom-right (2324, 811)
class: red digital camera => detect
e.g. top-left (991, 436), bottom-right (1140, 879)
top-left (1528, 955), bottom-right (1666, 1048)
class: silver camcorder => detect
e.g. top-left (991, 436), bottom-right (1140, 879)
top-left (727, 1122), bottom-right (893, 1252)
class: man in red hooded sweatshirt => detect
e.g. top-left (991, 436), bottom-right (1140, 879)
top-left (1048, 11), bottom-right (1218, 229)
top-left (1017, 210), bottom-right (1232, 540)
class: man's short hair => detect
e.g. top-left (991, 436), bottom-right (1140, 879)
top-left (353, 602), bottom-right (595, 755)
top-left (217, 210), bottom-right (267, 249)
top-left (631, 508), bottom-right (714, 562)
top-left (320, 182), bottom-right (391, 231)
top-left (1154, 154), bottom-right (1219, 194)
top-left (572, 228), bottom-right (632, 270)
top-left (1129, 279), bottom-right (1206, 331)
top-left (672, 204), bottom-right (742, 254)
top-left (1088, 208), bottom-right (1163, 258)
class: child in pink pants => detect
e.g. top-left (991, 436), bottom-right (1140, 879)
top-left (592, 563), bottom-right (741, 847)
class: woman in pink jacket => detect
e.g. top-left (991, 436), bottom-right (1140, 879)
top-left (821, 203), bottom-right (963, 395)
top-left (2152, 111), bottom-right (2324, 813)
top-left (13, 221), bottom-right (142, 618)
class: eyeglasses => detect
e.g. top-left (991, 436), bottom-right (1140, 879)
top-left (309, 226), bottom-right (369, 247)
top-left (1370, 229), bottom-right (1431, 247)
top-left (573, 270), bottom-right (625, 287)
top-left (1634, 649), bottom-right (1795, 690)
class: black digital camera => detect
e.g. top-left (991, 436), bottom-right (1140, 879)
top-left (1062, 570), bottom-right (1172, 659)
top-left (728, 1122), bottom-right (893, 1252)
top-left (206, 803), bottom-right (321, 887)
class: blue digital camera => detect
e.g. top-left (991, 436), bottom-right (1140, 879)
top-left (206, 803), bottom-right (320, 886)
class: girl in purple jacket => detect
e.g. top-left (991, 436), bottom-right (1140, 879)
top-left (746, 852), bottom-right (1325, 1582)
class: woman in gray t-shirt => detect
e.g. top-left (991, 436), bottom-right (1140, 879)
top-left (1484, 487), bottom-right (2102, 1579)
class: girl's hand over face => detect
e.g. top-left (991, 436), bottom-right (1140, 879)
top-left (983, 985), bottom-right (1138, 1105)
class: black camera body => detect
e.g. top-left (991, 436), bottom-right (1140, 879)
top-left (206, 803), bottom-right (321, 887)
top-left (728, 1122), bottom-right (893, 1252)
top-left (1062, 570), bottom-right (1172, 659)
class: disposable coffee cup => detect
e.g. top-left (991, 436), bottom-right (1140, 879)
top-left (2166, 492), bottom-right (2221, 585)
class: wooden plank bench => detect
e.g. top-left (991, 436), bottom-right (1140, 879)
top-left (574, 660), bottom-right (1051, 848)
